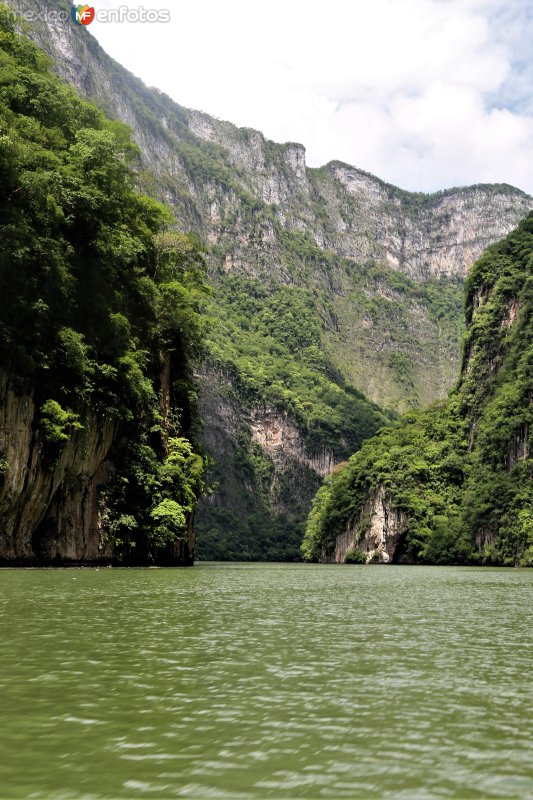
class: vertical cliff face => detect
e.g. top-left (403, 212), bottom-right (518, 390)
top-left (0, 374), bottom-right (197, 565)
top-left (249, 407), bottom-right (340, 477)
top-left (194, 364), bottom-right (329, 561)
top-left (4, 0), bottom-right (533, 560)
top-left (180, 108), bottom-right (530, 283)
top-left (333, 487), bottom-right (409, 564)
top-left (0, 374), bottom-right (115, 563)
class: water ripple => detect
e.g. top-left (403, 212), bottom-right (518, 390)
top-left (1, 564), bottom-right (533, 798)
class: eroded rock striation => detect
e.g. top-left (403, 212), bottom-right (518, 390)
top-left (333, 487), bottom-right (409, 564)
top-left (0, 375), bottom-right (115, 563)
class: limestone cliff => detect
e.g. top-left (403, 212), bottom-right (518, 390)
top-left (195, 364), bottom-right (329, 561)
top-left (180, 108), bottom-right (530, 282)
top-left (0, 373), bottom-right (196, 564)
top-left (0, 374), bottom-right (114, 563)
top-left (10, 0), bottom-right (529, 369)
top-left (250, 407), bottom-right (339, 478)
top-left (333, 487), bottom-right (409, 564)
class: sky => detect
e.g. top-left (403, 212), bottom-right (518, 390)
top-left (88, 0), bottom-right (533, 195)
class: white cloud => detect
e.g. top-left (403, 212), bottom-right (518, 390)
top-left (89, 0), bottom-right (533, 194)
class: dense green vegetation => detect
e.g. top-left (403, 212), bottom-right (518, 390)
top-left (194, 273), bottom-right (396, 562)
top-left (5, 0), bottom-right (526, 564)
top-left (303, 216), bottom-right (533, 566)
top-left (195, 260), bottom-right (464, 560)
top-left (0, 3), bottom-right (400, 563)
top-left (196, 411), bottom-right (321, 562)
top-left (0, 6), bottom-right (208, 562)
top-left (206, 275), bottom-right (392, 453)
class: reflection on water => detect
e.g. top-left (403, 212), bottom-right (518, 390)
top-left (1, 564), bottom-right (533, 798)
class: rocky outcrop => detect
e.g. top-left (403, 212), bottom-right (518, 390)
top-left (0, 373), bottom-right (195, 566)
top-left (177, 109), bottom-right (531, 282)
top-left (307, 215), bottom-right (533, 567)
top-left (250, 407), bottom-right (339, 477)
top-left (0, 374), bottom-right (115, 564)
top-left (194, 364), bottom-right (331, 559)
top-left (322, 167), bottom-right (530, 279)
top-left (333, 486), bottom-right (408, 564)
top-left (0, 373), bottom-right (196, 565)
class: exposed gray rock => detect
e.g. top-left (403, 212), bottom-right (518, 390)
top-left (0, 374), bottom-right (115, 563)
top-left (332, 485), bottom-right (409, 564)
top-left (250, 407), bottom-right (340, 477)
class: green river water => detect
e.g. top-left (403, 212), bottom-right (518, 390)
top-left (1, 564), bottom-right (533, 799)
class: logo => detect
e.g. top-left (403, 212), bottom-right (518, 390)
top-left (71, 4), bottom-right (95, 25)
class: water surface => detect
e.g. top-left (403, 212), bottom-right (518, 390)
top-left (1, 564), bottom-right (533, 798)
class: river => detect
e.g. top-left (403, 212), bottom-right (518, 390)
top-left (1, 564), bottom-right (533, 798)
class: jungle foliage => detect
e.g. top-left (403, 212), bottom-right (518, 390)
top-left (303, 215), bottom-right (533, 566)
top-left (206, 274), bottom-right (393, 454)
top-left (0, 7), bottom-right (208, 561)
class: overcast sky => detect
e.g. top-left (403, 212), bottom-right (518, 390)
top-left (89, 0), bottom-right (533, 195)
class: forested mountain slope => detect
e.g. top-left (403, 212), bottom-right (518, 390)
top-left (303, 216), bottom-right (533, 566)
top-left (0, 6), bottom-right (207, 564)
top-left (4, 0), bottom-right (532, 559)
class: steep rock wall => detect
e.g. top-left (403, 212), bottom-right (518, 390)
top-left (0, 374), bottom-right (115, 563)
top-left (0, 374), bottom-right (196, 565)
top-left (250, 407), bottom-right (340, 478)
top-left (195, 364), bottom-right (332, 560)
top-left (332, 486), bottom-right (409, 564)
top-left (311, 217), bottom-right (533, 567)
top-left (12, 0), bottom-right (530, 306)
top-left (183, 109), bottom-right (531, 281)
